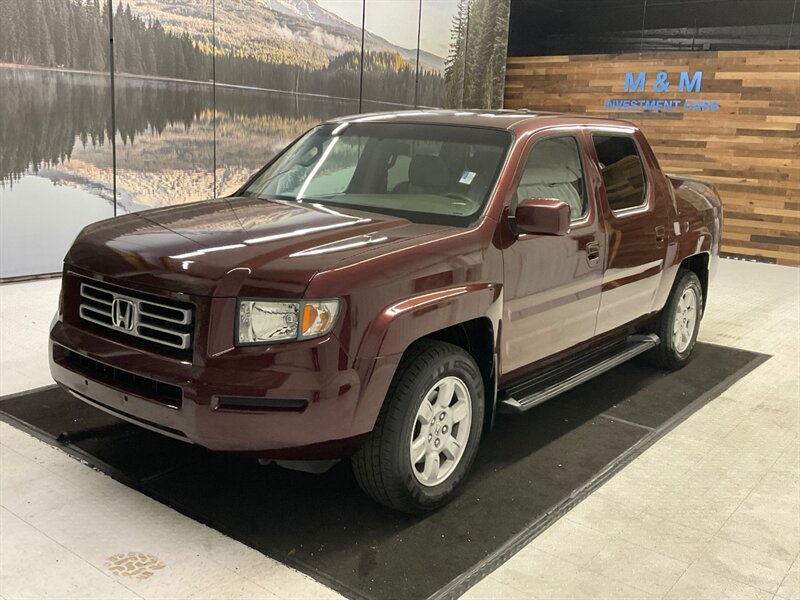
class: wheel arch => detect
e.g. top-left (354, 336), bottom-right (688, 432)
top-left (355, 284), bottom-right (502, 435)
top-left (680, 252), bottom-right (710, 311)
top-left (420, 318), bottom-right (497, 432)
top-left (653, 250), bottom-right (710, 315)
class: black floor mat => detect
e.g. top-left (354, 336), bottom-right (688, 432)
top-left (0, 343), bottom-right (766, 600)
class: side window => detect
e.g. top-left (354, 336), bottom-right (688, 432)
top-left (592, 135), bottom-right (647, 212)
top-left (516, 136), bottom-right (587, 220)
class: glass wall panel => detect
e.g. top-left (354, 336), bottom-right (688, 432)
top-left (418, 0), bottom-right (459, 107)
top-left (0, 0), bottom-right (115, 278)
top-left (214, 0), bottom-right (361, 196)
top-left (464, 0), bottom-right (510, 108)
top-left (112, 0), bottom-right (214, 213)
top-left (0, 0), bottom-right (504, 278)
top-left (361, 0), bottom-right (419, 111)
top-left (423, 0), bottom-right (509, 109)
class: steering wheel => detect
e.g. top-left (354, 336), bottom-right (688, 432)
top-left (442, 192), bottom-right (473, 203)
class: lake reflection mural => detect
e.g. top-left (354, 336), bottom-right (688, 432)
top-left (0, 0), bottom-right (510, 278)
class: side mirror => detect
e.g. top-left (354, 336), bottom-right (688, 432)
top-left (513, 198), bottom-right (571, 236)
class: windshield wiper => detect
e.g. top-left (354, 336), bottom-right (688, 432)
top-left (304, 193), bottom-right (346, 200)
top-left (257, 193), bottom-right (297, 202)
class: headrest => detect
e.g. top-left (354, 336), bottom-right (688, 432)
top-left (409, 155), bottom-right (448, 191)
top-left (521, 138), bottom-right (582, 186)
top-left (521, 166), bottom-right (580, 186)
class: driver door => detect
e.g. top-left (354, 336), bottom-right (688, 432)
top-left (501, 131), bottom-right (605, 376)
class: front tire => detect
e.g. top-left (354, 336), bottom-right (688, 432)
top-left (649, 269), bottom-right (703, 370)
top-left (352, 340), bottom-right (484, 513)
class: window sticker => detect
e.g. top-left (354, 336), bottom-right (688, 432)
top-left (459, 170), bottom-right (477, 185)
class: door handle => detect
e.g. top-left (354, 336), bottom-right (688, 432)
top-left (655, 226), bottom-right (666, 245)
top-left (586, 242), bottom-right (601, 268)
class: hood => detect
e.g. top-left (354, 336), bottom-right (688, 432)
top-left (66, 197), bottom-right (446, 297)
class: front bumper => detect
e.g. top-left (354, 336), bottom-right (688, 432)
top-left (49, 317), bottom-right (398, 458)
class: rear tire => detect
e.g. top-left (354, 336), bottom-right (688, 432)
top-left (649, 269), bottom-right (703, 370)
top-left (352, 340), bottom-right (484, 513)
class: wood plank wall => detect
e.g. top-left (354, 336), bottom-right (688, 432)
top-left (504, 50), bottom-right (800, 265)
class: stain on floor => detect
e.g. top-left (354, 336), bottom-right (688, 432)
top-left (105, 552), bottom-right (165, 580)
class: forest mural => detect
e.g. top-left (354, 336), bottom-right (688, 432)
top-left (0, 0), bottom-right (511, 278)
top-left (0, 0), bottom-right (450, 102)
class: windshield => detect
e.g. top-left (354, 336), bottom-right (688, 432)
top-left (242, 122), bottom-right (511, 226)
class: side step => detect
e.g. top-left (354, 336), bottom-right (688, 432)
top-left (498, 334), bottom-right (660, 414)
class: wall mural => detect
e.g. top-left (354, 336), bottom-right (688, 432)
top-left (0, 0), bottom-right (511, 279)
top-left (0, 0), bottom-right (115, 280)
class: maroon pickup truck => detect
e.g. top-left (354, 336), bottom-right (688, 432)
top-left (50, 110), bottom-right (722, 512)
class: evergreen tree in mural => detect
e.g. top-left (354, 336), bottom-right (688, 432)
top-left (444, 0), bottom-right (469, 108)
top-left (444, 0), bottom-right (510, 109)
top-left (0, 0), bottom-right (107, 70)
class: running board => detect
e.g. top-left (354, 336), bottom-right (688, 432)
top-left (498, 334), bottom-right (660, 414)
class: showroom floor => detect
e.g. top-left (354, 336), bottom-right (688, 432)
top-left (0, 258), bottom-right (798, 600)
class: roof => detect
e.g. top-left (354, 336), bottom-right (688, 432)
top-left (331, 109), bottom-right (638, 133)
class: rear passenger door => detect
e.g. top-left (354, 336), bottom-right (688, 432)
top-left (501, 132), bottom-right (605, 375)
top-left (591, 132), bottom-right (669, 334)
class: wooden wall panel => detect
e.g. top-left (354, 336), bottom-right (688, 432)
top-left (504, 50), bottom-right (800, 265)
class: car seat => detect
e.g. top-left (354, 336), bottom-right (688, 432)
top-left (392, 155), bottom-right (448, 194)
top-left (516, 140), bottom-right (584, 219)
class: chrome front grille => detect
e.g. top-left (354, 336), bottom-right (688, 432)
top-left (79, 281), bottom-right (193, 350)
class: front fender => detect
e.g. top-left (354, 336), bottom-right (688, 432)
top-left (355, 283), bottom-right (503, 359)
top-left (347, 283), bottom-right (503, 436)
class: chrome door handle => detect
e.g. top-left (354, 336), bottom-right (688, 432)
top-left (586, 242), bottom-right (601, 267)
top-left (655, 226), bottom-right (666, 244)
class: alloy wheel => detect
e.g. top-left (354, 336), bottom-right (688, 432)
top-left (673, 287), bottom-right (698, 353)
top-left (409, 376), bottom-right (472, 487)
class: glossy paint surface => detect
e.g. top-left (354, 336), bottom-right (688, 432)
top-left (593, 129), bottom-right (671, 335)
top-left (499, 126), bottom-right (605, 374)
top-left (50, 110), bottom-right (722, 456)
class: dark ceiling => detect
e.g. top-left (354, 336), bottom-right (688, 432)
top-left (508, 0), bottom-right (799, 56)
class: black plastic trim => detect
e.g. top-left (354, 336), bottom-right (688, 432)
top-left (216, 396), bottom-right (308, 412)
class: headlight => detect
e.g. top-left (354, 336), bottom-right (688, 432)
top-left (237, 299), bottom-right (340, 344)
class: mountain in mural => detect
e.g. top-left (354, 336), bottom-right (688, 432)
top-left (126, 0), bottom-right (445, 72)
top-left (261, 0), bottom-right (360, 31)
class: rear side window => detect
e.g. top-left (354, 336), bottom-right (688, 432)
top-left (592, 135), bottom-right (647, 212)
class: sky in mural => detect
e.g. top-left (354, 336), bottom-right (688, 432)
top-left (318, 0), bottom-right (459, 58)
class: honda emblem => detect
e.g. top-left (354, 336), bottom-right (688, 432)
top-left (111, 298), bottom-right (136, 331)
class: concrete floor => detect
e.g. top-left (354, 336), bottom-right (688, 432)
top-left (1, 258), bottom-right (798, 599)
